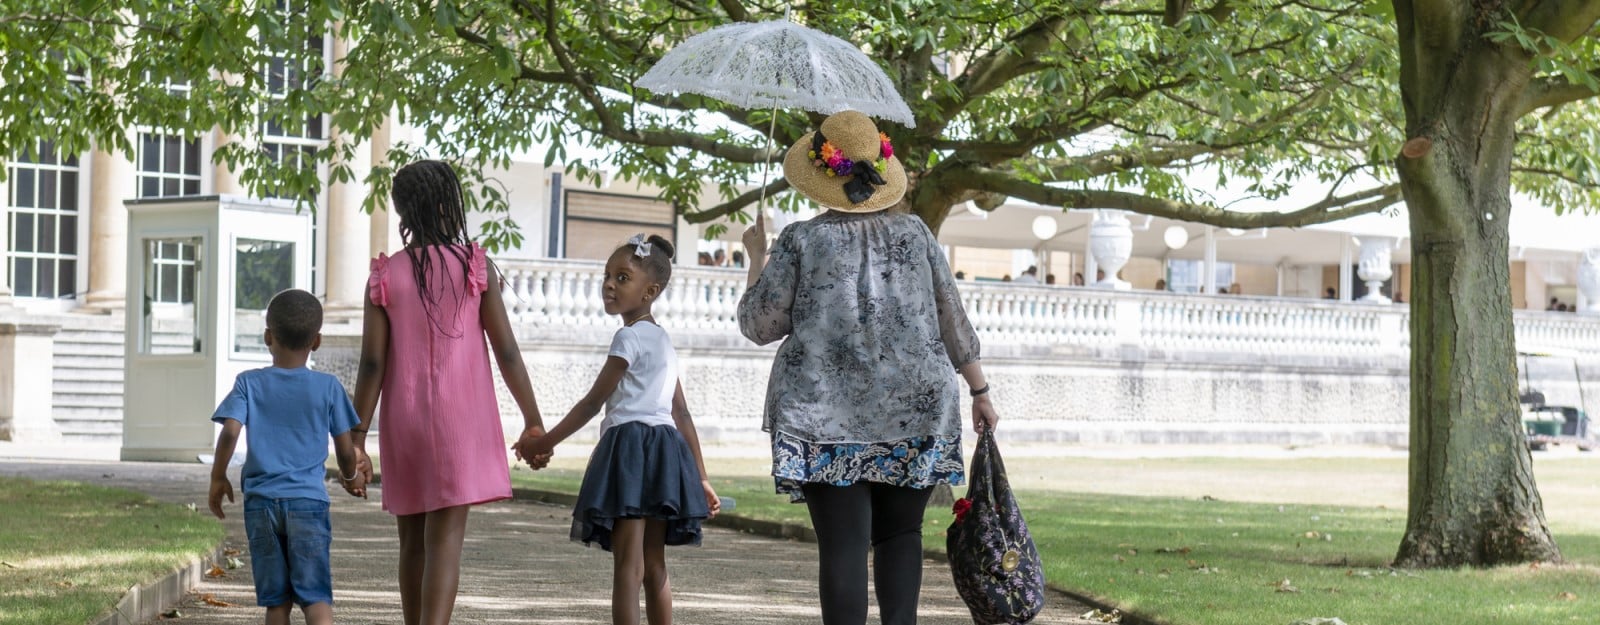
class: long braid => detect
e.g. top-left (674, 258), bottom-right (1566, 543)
top-left (392, 160), bottom-right (475, 338)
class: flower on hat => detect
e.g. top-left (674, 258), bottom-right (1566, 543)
top-left (879, 132), bottom-right (894, 159)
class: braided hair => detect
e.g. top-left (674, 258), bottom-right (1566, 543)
top-left (616, 234), bottom-right (676, 287)
top-left (391, 160), bottom-right (474, 337)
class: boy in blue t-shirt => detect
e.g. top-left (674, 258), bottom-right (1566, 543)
top-left (207, 289), bottom-right (365, 625)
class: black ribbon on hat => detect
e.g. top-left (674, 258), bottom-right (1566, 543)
top-left (843, 160), bottom-right (886, 204)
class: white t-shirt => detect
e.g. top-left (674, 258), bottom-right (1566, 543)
top-left (601, 321), bottom-right (679, 431)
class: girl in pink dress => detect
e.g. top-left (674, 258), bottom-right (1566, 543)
top-left (350, 160), bottom-right (549, 625)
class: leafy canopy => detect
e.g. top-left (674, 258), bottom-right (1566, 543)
top-left (2, 0), bottom-right (1596, 248)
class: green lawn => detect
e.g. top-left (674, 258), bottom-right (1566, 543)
top-left (0, 477), bottom-right (223, 625)
top-left (510, 453), bottom-right (1600, 625)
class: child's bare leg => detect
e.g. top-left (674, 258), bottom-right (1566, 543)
top-left (419, 505), bottom-right (471, 625)
top-left (264, 603), bottom-right (292, 625)
top-left (642, 519), bottom-right (672, 625)
top-left (397, 512), bottom-right (428, 625)
top-left (611, 519), bottom-right (647, 625)
top-left (301, 602), bottom-right (333, 625)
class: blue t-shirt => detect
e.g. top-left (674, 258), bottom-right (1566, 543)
top-left (211, 367), bottom-right (360, 502)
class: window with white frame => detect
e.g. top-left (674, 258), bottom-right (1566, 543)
top-left (1168, 259), bottom-right (1235, 294)
top-left (6, 141), bottom-right (81, 299)
top-left (133, 78), bottom-right (203, 303)
top-left (261, 0), bottom-right (327, 293)
top-left (135, 78), bottom-right (202, 198)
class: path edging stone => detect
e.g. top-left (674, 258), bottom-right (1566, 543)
top-left (92, 545), bottom-right (224, 625)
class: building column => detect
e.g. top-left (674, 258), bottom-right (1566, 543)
top-left (84, 147), bottom-right (132, 309)
top-left (1202, 226), bottom-right (1217, 294)
top-left (1579, 247), bottom-right (1600, 314)
top-left (323, 34), bottom-right (374, 309)
top-left (368, 117), bottom-right (402, 257)
top-left (212, 128), bottom-right (244, 196)
top-left (1338, 236), bottom-right (1354, 302)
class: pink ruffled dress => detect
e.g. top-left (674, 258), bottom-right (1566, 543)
top-left (367, 243), bottom-right (512, 516)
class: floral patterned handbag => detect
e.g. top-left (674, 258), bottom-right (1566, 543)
top-left (947, 430), bottom-right (1045, 624)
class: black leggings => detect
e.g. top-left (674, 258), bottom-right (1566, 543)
top-left (802, 483), bottom-right (934, 625)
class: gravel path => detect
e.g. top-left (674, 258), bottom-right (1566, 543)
top-left (1, 460), bottom-right (1099, 624)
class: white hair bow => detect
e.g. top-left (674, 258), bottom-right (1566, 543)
top-left (628, 233), bottom-right (652, 258)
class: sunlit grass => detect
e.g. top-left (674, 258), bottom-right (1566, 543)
top-left (0, 477), bottom-right (223, 625)
top-left (507, 451), bottom-right (1600, 625)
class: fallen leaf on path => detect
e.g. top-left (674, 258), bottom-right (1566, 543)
top-left (1556, 591), bottom-right (1578, 601)
top-left (1154, 546), bottom-right (1192, 554)
top-left (160, 608), bottom-right (182, 619)
top-left (0, 561), bottom-right (16, 569)
top-left (222, 548), bottom-right (240, 557)
top-left (200, 593), bottom-right (236, 607)
top-left (226, 557), bottom-right (244, 569)
top-left (204, 565), bottom-right (227, 578)
top-left (53, 580), bottom-right (74, 588)
top-left (1273, 578), bottom-right (1300, 593)
top-left (1081, 608), bottom-right (1123, 623)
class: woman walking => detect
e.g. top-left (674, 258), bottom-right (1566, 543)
top-left (738, 110), bottom-right (1000, 625)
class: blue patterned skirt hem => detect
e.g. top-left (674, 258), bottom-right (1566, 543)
top-left (772, 433), bottom-right (965, 503)
top-left (571, 422), bottom-right (708, 551)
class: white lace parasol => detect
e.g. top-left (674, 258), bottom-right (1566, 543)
top-left (636, 19), bottom-right (916, 128)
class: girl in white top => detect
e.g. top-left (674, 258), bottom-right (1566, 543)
top-left (517, 234), bottom-right (719, 625)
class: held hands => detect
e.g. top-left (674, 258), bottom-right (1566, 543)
top-left (208, 476), bottom-right (234, 519)
top-left (971, 394), bottom-right (1000, 434)
top-left (354, 446), bottom-right (375, 484)
top-left (512, 426), bottom-right (554, 470)
top-left (702, 480), bottom-right (721, 519)
top-left (340, 472), bottom-right (368, 499)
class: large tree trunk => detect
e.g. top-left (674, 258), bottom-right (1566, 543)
top-left (1392, 1), bottom-right (1561, 567)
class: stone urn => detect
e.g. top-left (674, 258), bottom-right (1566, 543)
top-left (1089, 210), bottom-right (1133, 290)
top-left (1580, 247), bottom-right (1600, 314)
top-left (1357, 236), bottom-right (1396, 304)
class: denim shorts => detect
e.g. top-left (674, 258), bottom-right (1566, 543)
top-left (243, 497), bottom-right (333, 607)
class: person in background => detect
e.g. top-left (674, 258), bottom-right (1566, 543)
top-left (737, 110), bottom-right (999, 625)
top-left (1324, 287), bottom-right (1338, 300)
top-left (1072, 273), bottom-right (1085, 286)
top-left (732, 249), bottom-right (746, 268)
top-left (1014, 266), bottom-right (1039, 284)
top-left (713, 249), bottom-right (728, 267)
top-left (1155, 278), bottom-right (1167, 291)
top-left (1002, 274), bottom-right (1013, 282)
top-left (1096, 269), bottom-right (1106, 282)
top-left (1229, 283), bottom-right (1243, 296)
top-left (1045, 273), bottom-right (1057, 285)
top-left (698, 252), bottom-right (714, 266)
top-left (954, 270), bottom-right (967, 280)
top-left (1548, 297), bottom-right (1560, 311)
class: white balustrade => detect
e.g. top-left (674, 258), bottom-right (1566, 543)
top-left (488, 257), bottom-right (1600, 358)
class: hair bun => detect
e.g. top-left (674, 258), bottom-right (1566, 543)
top-left (646, 234), bottom-right (675, 258)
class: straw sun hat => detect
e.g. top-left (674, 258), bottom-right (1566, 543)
top-left (782, 110), bottom-right (907, 212)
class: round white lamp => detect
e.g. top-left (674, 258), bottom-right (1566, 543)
top-left (1031, 215), bottom-right (1059, 241)
top-left (1162, 225), bottom-right (1190, 250)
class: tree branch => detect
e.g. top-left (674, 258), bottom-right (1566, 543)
top-left (1519, 68), bottom-right (1600, 116)
top-left (956, 166), bottom-right (1402, 228)
top-left (1022, 142), bottom-right (1230, 182)
top-left (716, 0), bottom-right (751, 21)
top-left (521, 3), bottom-right (775, 164)
top-left (683, 177), bottom-right (790, 224)
top-left (924, 15), bottom-right (1069, 134)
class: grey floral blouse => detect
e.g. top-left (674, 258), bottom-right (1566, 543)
top-left (738, 210), bottom-right (981, 499)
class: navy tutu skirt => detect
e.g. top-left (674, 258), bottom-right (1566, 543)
top-left (571, 421), bottom-right (709, 551)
